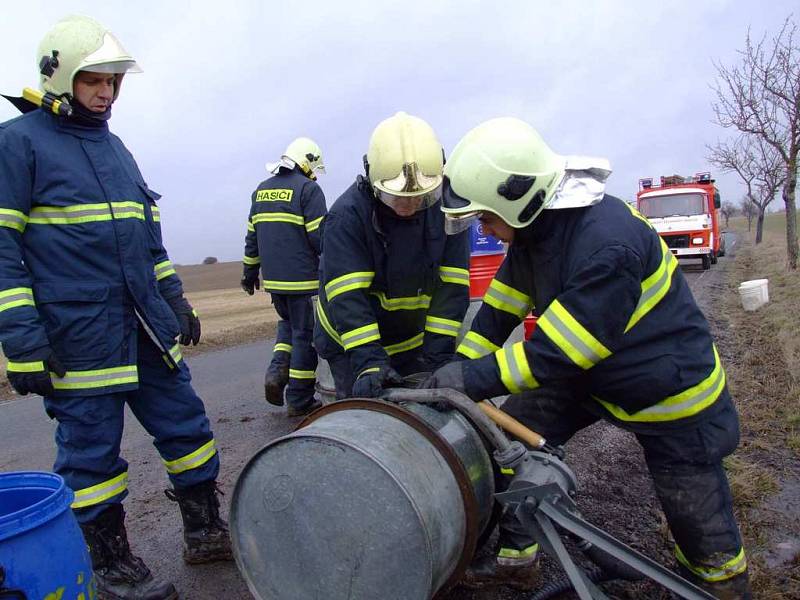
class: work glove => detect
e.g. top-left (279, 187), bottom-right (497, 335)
top-left (352, 365), bottom-right (404, 398)
top-left (418, 361), bottom-right (472, 399)
top-left (7, 350), bottom-right (67, 397)
top-left (165, 295), bottom-right (202, 346)
top-left (241, 268), bottom-right (260, 296)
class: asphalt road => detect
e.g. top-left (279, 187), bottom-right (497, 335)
top-left (0, 242), bottom-right (727, 599)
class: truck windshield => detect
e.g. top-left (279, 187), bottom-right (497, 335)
top-left (639, 193), bottom-right (706, 218)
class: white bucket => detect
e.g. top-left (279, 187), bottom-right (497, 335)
top-left (738, 279), bottom-right (769, 311)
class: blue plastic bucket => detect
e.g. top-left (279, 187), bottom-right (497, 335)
top-left (0, 471), bottom-right (95, 599)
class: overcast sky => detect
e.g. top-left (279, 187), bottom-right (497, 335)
top-left (2, 1), bottom-right (794, 264)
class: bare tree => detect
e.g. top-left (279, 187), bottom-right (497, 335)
top-left (712, 17), bottom-right (800, 268)
top-left (708, 135), bottom-right (784, 243)
top-left (739, 195), bottom-right (756, 231)
top-left (720, 201), bottom-right (737, 228)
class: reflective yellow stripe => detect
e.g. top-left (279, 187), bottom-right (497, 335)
top-left (243, 255), bottom-right (260, 266)
top-left (624, 201), bottom-right (654, 228)
top-left (384, 332), bottom-right (424, 356)
top-left (500, 467), bottom-right (515, 476)
top-left (251, 212), bottom-right (305, 226)
top-left (162, 439), bottom-right (217, 474)
top-left (484, 279), bottom-right (532, 319)
top-left (169, 343), bottom-right (182, 364)
top-left (29, 202), bottom-right (145, 224)
top-left (359, 367), bottom-right (381, 377)
top-left (152, 205), bottom-right (160, 223)
top-left (341, 323), bottom-right (381, 350)
top-left (0, 287), bottom-right (35, 312)
top-left (289, 368), bottom-right (316, 379)
top-left (626, 239), bottom-right (678, 332)
top-left (675, 545), bottom-right (747, 583)
top-left (498, 544), bottom-right (539, 559)
top-left (247, 220), bottom-right (255, 232)
top-left (538, 299), bottom-right (611, 370)
top-left (274, 343), bottom-right (292, 353)
top-left (325, 271), bottom-right (375, 301)
top-left (51, 365), bottom-right (139, 391)
top-left (305, 216), bottom-right (324, 232)
top-left (439, 266), bottom-right (470, 286)
top-left (315, 301), bottom-right (343, 345)
top-left (0, 208), bottom-right (28, 232)
top-left (594, 346), bottom-right (726, 422)
top-left (496, 342), bottom-right (538, 394)
top-left (425, 315), bottom-right (461, 337)
top-left (256, 189), bottom-right (294, 202)
top-left (6, 360), bottom-right (45, 373)
top-left (71, 472), bottom-right (128, 509)
top-left (154, 260), bottom-right (176, 281)
top-left (370, 291), bottom-right (431, 311)
top-left (263, 279), bottom-right (318, 291)
top-left (457, 331), bottom-right (500, 359)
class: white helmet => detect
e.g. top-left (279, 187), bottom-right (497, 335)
top-left (366, 112), bottom-right (444, 217)
top-left (278, 137), bottom-right (325, 179)
top-left (37, 15), bottom-right (141, 101)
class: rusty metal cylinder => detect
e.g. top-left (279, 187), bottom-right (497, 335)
top-left (230, 400), bottom-right (495, 600)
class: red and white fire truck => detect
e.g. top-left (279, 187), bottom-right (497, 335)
top-left (636, 172), bottom-right (725, 270)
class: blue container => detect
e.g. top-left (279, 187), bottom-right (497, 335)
top-left (469, 221), bottom-right (504, 255)
top-left (0, 472), bottom-right (95, 599)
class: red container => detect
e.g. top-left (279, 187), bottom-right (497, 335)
top-left (523, 314), bottom-right (538, 339)
top-left (468, 253), bottom-right (505, 299)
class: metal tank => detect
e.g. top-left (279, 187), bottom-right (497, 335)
top-left (230, 399), bottom-right (495, 600)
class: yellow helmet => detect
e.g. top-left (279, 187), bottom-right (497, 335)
top-left (366, 111), bottom-right (443, 217)
top-left (283, 137), bottom-right (325, 179)
top-left (37, 15), bottom-right (141, 100)
top-left (442, 117), bottom-right (566, 232)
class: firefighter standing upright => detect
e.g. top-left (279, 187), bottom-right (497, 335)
top-left (242, 138), bottom-right (327, 416)
top-left (314, 112), bottom-right (470, 398)
top-left (0, 15), bottom-right (232, 600)
top-left (422, 118), bottom-right (751, 599)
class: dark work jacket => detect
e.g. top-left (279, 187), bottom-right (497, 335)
top-left (460, 195), bottom-right (728, 431)
top-left (0, 109), bottom-right (185, 396)
top-left (315, 177), bottom-right (470, 377)
top-left (243, 167), bottom-right (326, 294)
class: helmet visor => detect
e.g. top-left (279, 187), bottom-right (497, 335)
top-left (375, 184), bottom-right (442, 217)
top-left (444, 211), bottom-right (479, 235)
top-left (81, 60), bottom-right (142, 74)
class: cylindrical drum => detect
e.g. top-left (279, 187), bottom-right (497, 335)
top-left (231, 400), bottom-right (495, 600)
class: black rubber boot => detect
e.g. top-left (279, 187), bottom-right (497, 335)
top-left (459, 552), bottom-right (540, 591)
top-left (165, 480), bottom-right (233, 564)
top-left (680, 566), bottom-right (753, 599)
top-left (264, 363), bottom-right (289, 406)
top-left (286, 398), bottom-right (322, 417)
top-left (79, 504), bottom-right (178, 600)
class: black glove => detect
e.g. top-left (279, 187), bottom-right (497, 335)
top-left (241, 268), bottom-right (260, 295)
top-left (418, 361), bottom-right (470, 398)
top-left (352, 365), bottom-right (404, 398)
top-left (165, 295), bottom-right (201, 346)
top-left (7, 350), bottom-right (67, 396)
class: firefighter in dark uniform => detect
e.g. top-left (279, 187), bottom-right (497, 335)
top-left (242, 138), bottom-right (327, 416)
top-left (0, 16), bottom-right (231, 600)
top-left (422, 117), bottom-right (751, 598)
top-left (314, 112), bottom-right (470, 398)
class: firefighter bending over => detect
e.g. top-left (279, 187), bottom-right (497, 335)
top-left (421, 117), bottom-right (750, 599)
top-left (0, 16), bottom-right (231, 600)
top-left (314, 112), bottom-right (470, 398)
top-left (242, 138), bottom-right (327, 416)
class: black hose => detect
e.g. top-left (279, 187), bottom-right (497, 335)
top-left (526, 564), bottom-right (607, 600)
top-left (583, 543), bottom-right (644, 581)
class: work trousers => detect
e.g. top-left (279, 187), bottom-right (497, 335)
top-left (498, 384), bottom-right (746, 584)
top-left (270, 293), bottom-right (318, 411)
top-left (43, 330), bottom-right (219, 523)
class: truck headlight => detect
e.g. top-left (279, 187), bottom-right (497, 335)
top-left (692, 237), bottom-right (704, 245)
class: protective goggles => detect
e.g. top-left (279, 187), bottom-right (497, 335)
top-left (375, 184), bottom-right (442, 217)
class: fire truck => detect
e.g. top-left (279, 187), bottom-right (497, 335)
top-left (636, 172), bottom-right (725, 270)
